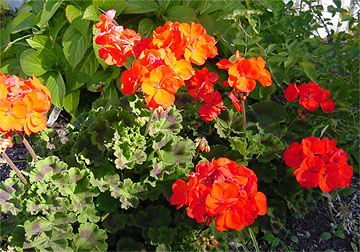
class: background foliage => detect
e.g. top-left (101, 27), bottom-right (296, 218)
top-left (0, 0), bottom-right (358, 251)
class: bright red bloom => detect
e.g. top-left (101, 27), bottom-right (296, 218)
top-left (170, 158), bottom-right (267, 232)
top-left (285, 80), bottom-right (335, 114)
top-left (284, 83), bottom-right (299, 102)
top-left (186, 68), bottom-right (219, 101)
top-left (198, 91), bottom-right (226, 122)
top-left (284, 137), bottom-right (353, 192)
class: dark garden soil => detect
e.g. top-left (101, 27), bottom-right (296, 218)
top-left (1, 119), bottom-right (359, 252)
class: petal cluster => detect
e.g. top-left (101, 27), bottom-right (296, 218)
top-left (284, 137), bottom-right (353, 192)
top-left (95, 11), bottom-right (219, 113)
top-left (185, 68), bottom-right (225, 121)
top-left (0, 73), bottom-right (51, 135)
top-left (170, 158), bottom-right (267, 231)
top-left (217, 50), bottom-right (272, 94)
top-left (95, 10), bottom-right (141, 67)
top-left (284, 81), bottom-right (335, 113)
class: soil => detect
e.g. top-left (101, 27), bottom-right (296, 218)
top-left (1, 117), bottom-right (359, 252)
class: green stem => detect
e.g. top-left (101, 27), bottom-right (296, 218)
top-left (2, 153), bottom-right (28, 185)
top-left (248, 228), bottom-right (259, 252)
top-left (16, 132), bottom-right (38, 162)
top-left (288, 110), bottom-right (302, 130)
top-left (144, 109), bottom-right (156, 137)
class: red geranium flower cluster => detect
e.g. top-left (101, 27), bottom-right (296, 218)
top-left (284, 137), bottom-right (353, 192)
top-left (217, 50), bottom-right (272, 110)
top-left (170, 158), bottom-right (267, 231)
top-left (95, 10), bottom-right (218, 113)
top-left (185, 68), bottom-right (226, 121)
top-left (284, 81), bottom-right (335, 113)
top-left (95, 10), bottom-right (141, 67)
top-left (0, 73), bottom-right (51, 135)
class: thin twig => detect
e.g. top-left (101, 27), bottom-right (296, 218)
top-left (16, 132), bottom-right (38, 162)
top-left (2, 153), bottom-right (28, 185)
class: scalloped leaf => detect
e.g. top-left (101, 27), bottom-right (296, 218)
top-left (74, 222), bottom-right (108, 252)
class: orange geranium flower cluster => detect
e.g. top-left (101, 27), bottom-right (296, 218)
top-left (95, 10), bottom-right (141, 67)
top-left (284, 137), bottom-right (353, 192)
top-left (284, 80), bottom-right (335, 113)
top-left (170, 158), bottom-right (267, 231)
top-left (217, 50), bottom-right (272, 110)
top-left (0, 73), bottom-right (51, 135)
top-left (95, 10), bottom-right (218, 113)
top-left (185, 68), bottom-right (226, 121)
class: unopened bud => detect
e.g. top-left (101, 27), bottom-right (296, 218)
top-left (205, 145), bottom-right (210, 153)
top-left (211, 239), bottom-right (219, 246)
top-left (199, 142), bottom-right (205, 151)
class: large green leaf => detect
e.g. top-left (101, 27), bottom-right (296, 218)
top-left (65, 4), bottom-right (82, 23)
top-left (46, 72), bottom-right (66, 108)
top-left (62, 25), bottom-right (89, 69)
top-left (83, 5), bottom-right (101, 21)
top-left (300, 60), bottom-right (317, 82)
top-left (10, 12), bottom-right (35, 34)
top-left (20, 49), bottom-right (50, 76)
top-left (123, 0), bottom-right (158, 14)
top-left (63, 90), bottom-right (80, 116)
top-left (138, 18), bottom-right (156, 38)
top-left (38, 0), bottom-right (63, 28)
top-left (93, 0), bottom-right (127, 13)
top-left (164, 5), bottom-right (197, 23)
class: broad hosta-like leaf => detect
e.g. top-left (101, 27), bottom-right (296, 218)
top-left (38, 0), bottom-right (63, 28)
top-left (74, 222), bottom-right (108, 252)
top-left (83, 5), bottom-right (101, 21)
top-left (46, 72), bottom-right (65, 108)
top-left (63, 89), bottom-right (80, 116)
top-left (123, 0), bottom-right (158, 14)
top-left (93, 0), bottom-right (127, 14)
top-left (62, 25), bottom-right (89, 69)
top-left (20, 49), bottom-right (52, 76)
top-left (10, 12), bottom-right (35, 34)
top-left (164, 5), bottom-right (197, 23)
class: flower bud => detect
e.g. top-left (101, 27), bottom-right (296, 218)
top-left (205, 145), bottom-right (210, 153)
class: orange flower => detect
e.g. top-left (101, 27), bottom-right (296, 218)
top-left (0, 100), bottom-right (28, 132)
top-left (142, 66), bottom-right (183, 110)
top-left (179, 22), bottom-right (218, 65)
top-left (24, 112), bottom-right (47, 135)
top-left (217, 51), bottom-right (272, 93)
top-left (0, 83), bottom-right (8, 100)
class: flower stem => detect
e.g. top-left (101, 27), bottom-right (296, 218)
top-left (144, 109), bottom-right (156, 137)
top-left (2, 152), bottom-right (28, 185)
top-left (16, 132), bottom-right (38, 162)
top-left (241, 99), bottom-right (247, 135)
top-left (288, 110), bottom-right (302, 130)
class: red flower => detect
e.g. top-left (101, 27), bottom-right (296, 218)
top-left (284, 83), bottom-right (299, 102)
top-left (198, 91), bottom-right (226, 122)
top-left (285, 80), bottom-right (335, 114)
top-left (170, 158), bottom-right (267, 232)
top-left (228, 91), bottom-right (242, 112)
top-left (283, 142), bottom-right (304, 169)
top-left (284, 137), bottom-right (353, 192)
